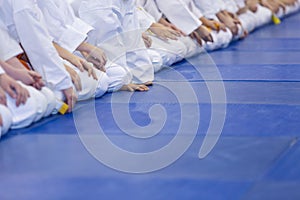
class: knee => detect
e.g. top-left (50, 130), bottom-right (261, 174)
top-left (175, 41), bottom-right (188, 59)
top-left (95, 72), bottom-right (109, 98)
top-left (147, 49), bottom-right (163, 73)
top-left (40, 87), bottom-right (57, 117)
top-left (106, 64), bottom-right (130, 92)
top-left (220, 29), bottom-right (233, 47)
top-left (6, 92), bottom-right (38, 129)
top-left (26, 86), bottom-right (47, 122)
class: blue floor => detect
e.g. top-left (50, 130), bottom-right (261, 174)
top-left (1, 13), bottom-right (300, 200)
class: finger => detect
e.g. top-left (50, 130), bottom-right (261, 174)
top-left (170, 29), bottom-right (181, 37)
top-left (145, 36), bottom-right (152, 47)
top-left (220, 24), bottom-right (227, 31)
top-left (158, 34), bottom-right (168, 41)
top-left (229, 25), bottom-right (238, 35)
top-left (233, 18), bottom-right (241, 24)
top-left (66, 95), bottom-right (73, 113)
top-left (14, 86), bottom-right (23, 107)
top-left (99, 66), bottom-right (106, 73)
top-left (166, 32), bottom-right (178, 40)
top-left (91, 69), bottom-right (98, 80)
top-left (88, 57), bottom-right (102, 69)
top-left (127, 85), bottom-right (135, 92)
top-left (71, 74), bottom-right (82, 92)
top-left (87, 67), bottom-right (97, 80)
top-left (192, 33), bottom-right (203, 46)
top-left (5, 85), bottom-right (17, 99)
top-left (137, 84), bottom-right (149, 91)
top-left (213, 22), bottom-right (220, 31)
top-left (0, 95), bottom-right (7, 106)
top-left (77, 75), bottom-right (82, 92)
top-left (87, 67), bottom-right (93, 77)
top-left (208, 34), bottom-right (214, 43)
top-left (99, 55), bottom-right (107, 67)
top-left (32, 82), bottom-right (41, 90)
top-left (34, 76), bottom-right (45, 88)
top-left (148, 38), bottom-right (153, 46)
top-left (29, 71), bottom-right (42, 79)
top-left (20, 87), bottom-right (29, 106)
top-left (203, 35), bottom-right (210, 42)
top-left (144, 38), bottom-right (152, 47)
top-left (37, 79), bottom-right (45, 88)
top-left (70, 93), bottom-right (77, 112)
top-left (92, 51), bottom-right (107, 67)
top-left (78, 62), bottom-right (84, 72)
top-left (103, 53), bottom-right (108, 63)
top-left (75, 75), bottom-right (82, 92)
top-left (83, 62), bottom-right (93, 78)
top-left (19, 85), bottom-right (29, 106)
top-left (0, 87), bottom-right (7, 105)
top-left (171, 25), bottom-right (184, 35)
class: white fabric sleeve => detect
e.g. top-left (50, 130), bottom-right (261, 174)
top-left (37, 0), bottom-right (93, 52)
top-left (155, 0), bottom-right (202, 35)
top-left (0, 21), bottom-right (23, 61)
top-left (183, 0), bottom-right (204, 19)
top-left (222, 0), bottom-right (240, 13)
top-left (234, 0), bottom-right (246, 8)
top-left (194, 0), bottom-right (224, 19)
top-left (136, 0), bottom-right (163, 22)
top-left (135, 6), bottom-right (156, 31)
top-left (12, 2), bottom-right (72, 91)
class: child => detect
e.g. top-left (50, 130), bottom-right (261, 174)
top-left (0, 0), bottom-right (77, 112)
top-left (78, 0), bottom-right (157, 85)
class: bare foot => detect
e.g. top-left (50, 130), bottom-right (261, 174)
top-left (120, 84), bottom-right (149, 92)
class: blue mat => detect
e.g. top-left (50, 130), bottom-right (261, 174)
top-left (1, 11), bottom-right (300, 200)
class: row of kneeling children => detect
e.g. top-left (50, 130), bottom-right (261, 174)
top-left (0, 0), bottom-right (299, 136)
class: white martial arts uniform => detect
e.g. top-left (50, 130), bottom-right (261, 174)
top-left (223, 0), bottom-right (257, 33)
top-left (138, 0), bottom-right (204, 58)
top-left (37, 0), bottom-right (130, 99)
top-left (155, 0), bottom-right (232, 51)
top-left (283, 2), bottom-right (299, 16)
top-left (135, 6), bottom-right (187, 70)
top-left (0, 104), bottom-right (12, 137)
top-left (249, 3), bottom-right (272, 27)
top-left (194, 0), bottom-right (245, 40)
top-left (193, 0), bottom-right (226, 19)
top-left (0, 20), bottom-right (23, 62)
top-left (0, 0), bottom-right (73, 101)
top-left (78, 0), bottom-right (155, 84)
top-left (0, 66), bottom-right (47, 129)
top-left (190, 0), bottom-right (233, 50)
top-left (234, 0), bottom-right (272, 31)
top-left (0, 19), bottom-right (57, 118)
top-left (155, 0), bottom-right (202, 35)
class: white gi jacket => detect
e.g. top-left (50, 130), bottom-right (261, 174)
top-left (155, 0), bottom-right (202, 35)
top-left (194, 0), bottom-right (226, 19)
top-left (135, 0), bottom-right (163, 22)
top-left (0, 67), bottom-right (12, 135)
top-left (37, 0), bottom-right (93, 53)
top-left (0, 20), bottom-right (23, 61)
top-left (79, 0), bottom-right (154, 84)
top-left (0, 0), bottom-right (72, 91)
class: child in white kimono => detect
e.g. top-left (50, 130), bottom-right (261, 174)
top-left (78, 0), bottom-right (157, 84)
top-left (0, 0), bottom-right (77, 112)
